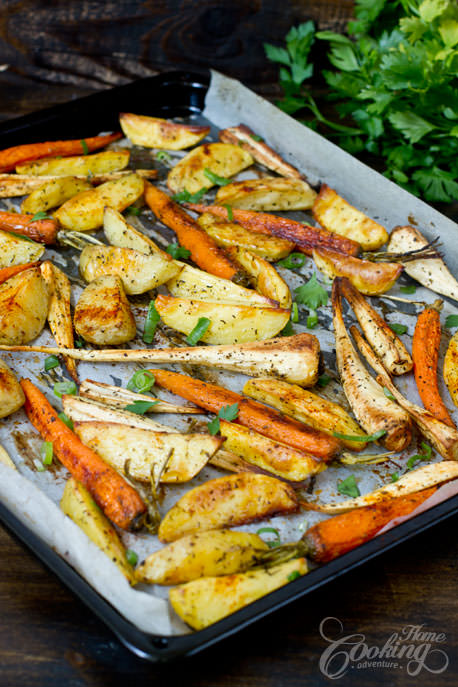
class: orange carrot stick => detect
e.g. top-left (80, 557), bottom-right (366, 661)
top-left (186, 203), bottom-right (361, 257)
top-left (151, 369), bottom-right (341, 460)
top-left (302, 487), bottom-right (437, 563)
top-left (412, 300), bottom-right (454, 427)
top-left (0, 261), bottom-right (41, 285)
top-left (0, 211), bottom-right (58, 244)
top-left (0, 133), bottom-right (122, 173)
top-left (144, 183), bottom-right (240, 280)
top-left (20, 379), bottom-right (146, 530)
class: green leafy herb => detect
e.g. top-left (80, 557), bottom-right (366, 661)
top-left (58, 412), bottom-right (74, 430)
top-left (391, 472), bottom-right (400, 482)
top-left (400, 284), bottom-right (417, 294)
top-left (291, 302), bottom-right (299, 323)
top-left (75, 336), bottom-right (85, 349)
top-left (287, 570), bottom-right (301, 581)
top-left (307, 309), bottom-right (318, 328)
top-left (281, 319), bottom-right (294, 336)
top-left (337, 474), bottom-right (360, 498)
top-left (44, 355), bottom-right (60, 372)
top-left (40, 441), bottom-right (53, 466)
top-left (29, 211), bottom-right (53, 222)
top-left (224, 204), bottom-right (233, 221)
top-left (126, 370), bottom-right (155, 394)
top-left (126, 205), bottom-right (141, 216)
top-left (166, 243), bottom-right (191, 259)
top-left (6, 230), bottom-right (38, 243)
top-left (203, 168), bottom-right (231, 186)
top-left (172, 187), bottom-right (208, 204)
top-left (126, 549), bottom-right (138, 566)
top-left (80, 139), bottom-right (89, 155)
top-left (53, 381), bottom-right (77, 398)
top-left (317, 373), bottom-right (331, 387)
top-left (250, 134), bottom-right (264, 142)
top-left (155, 150), bottom-right (172, 162)
top-left (383, 386), bottom-right (396, 401)
top-left (277, 252), bottom-right (306, 269)
top-left (389, 323), bottom-right (408, 336)
top-left (186, 317), bottom-right (211, 346)
top-left (406, 441), bottom-right (433, 470)
top-left (332, 429), bottom-right (386, 442)
top-left (143, 301), bottom-right (160, 344)
top-left (445, 314), bottom-right (458, 329)
top-left (294, 273), bottom-right (328, 309)
top-left (256, 526), bottom-right (281, 548)
top-left (124, 400), bottom-right (159, 415)
top-left (207, 402), bottom-right (239, 435)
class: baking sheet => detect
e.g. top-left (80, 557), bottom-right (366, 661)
top-left (1, 70), bottom-right (458, 637)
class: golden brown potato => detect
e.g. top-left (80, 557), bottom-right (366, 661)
top-left (0, 444), bottom-right (16, 468)
top-left (169, 558), bottom-right (308, 630)
top-left (119, 113), bottom-right (210, 149)
top-left (79, 244), bottom-right (180, 294)
top-left (54, 173), bottom-right (144, 231)
top-left (74, 275), bottom-right (136, 345)
top-left (215, 176), bottom-right (316, 211)
top-left (444, 331), bottom-right (458, 408)
top-left (0, 359), bottom-right (25, 418)
top-left (158, 472), bottom-right (298, 542)
top-left (61, 478), bottom-right (136, 584)
top-left (16, 150), bottom-right (130, 176)
top-left (0, 229), bottom-right (44, 267)
top-left (103, 207), bottom-right (165, 256)
top-left (0, 171), bottom-right (156, 197)
top-left (313, 184), bottom-right (388, 250)
top-left (313, 247), bottom-right (402, 295)
top-left (197, 212), bottom-right (294, 261)
top-left (21, 177), bottom-right (92, 214)
top-left (0, 267), bottom-right (49, 344)
top-left (228, 247), bottom-right (292, 308)
top-left (154, 295), bottom-right (291, 345)
top-left (167, 143), bottom-right (253, 194)
top-left (136, 529), bottom-right (268, 585)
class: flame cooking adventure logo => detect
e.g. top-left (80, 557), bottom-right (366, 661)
top-left (319, 617), bottom-right (449, 679)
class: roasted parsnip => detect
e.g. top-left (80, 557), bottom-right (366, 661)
top-left (314, 247), bottom-right (402, 295)
top-left (79, 379), bottom-right (201, 414)
top-left (0, 267), bottom-right (49, 344)
top-left (215, 176), bottom-right (316, 211)
top-left (119, 113), bottom-right (210, 149)
top-left (74, 275), bottom-right (136, 345)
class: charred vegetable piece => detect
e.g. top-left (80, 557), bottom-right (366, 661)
top-left (314, 247), bottom-right (402, 295)
top-left (0, 267), bottom-right (49, 344)
top-left (119, 113), bottom-right (210, 149)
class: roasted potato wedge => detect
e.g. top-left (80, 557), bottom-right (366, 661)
top-left (0, 170), bottom-right (156, 197)
top-left (119, 113), bottom-right (210, 150)
top-left (158, 472), bottom-right (298, 542)
top-left (103, 207), bottom-right (165, 256)
top-left (197, 211), bottom-right (294, 261)
top-left (79, 244), bottom-right (180, 294)
top-left (169, 558), bottom-right (307, 630)
top-left (243, 378), bottom-right (368, 451)
top-left (61, 477), bottom-right (136, 584)
top-left (227, 247), bottom-right (292, 308)
top-left (0, 229), bottom-right (44, 267)
top-left (219, 420), bottom-right (325, 481)
top-left (16, 150), bottom-right (130, 177)
top-left (74, 420), bottom-right (222, 483)
top-left (74, 275), bottom-right (136, 345)
top-left (167, 143), bottom-right (253, 194)
top-left (0, 267), bottom-right (49, 344)
top-left (313, 247), bottom-right (402, 295)
top-left (21, 177), bottom-right (92, 215)
top-left (166, 263), bottom-right (276, 307)
top-left (54, 173), bottom-right (144, 232)
top-left (0, 358), bottom-right (25, 418)
top-left (136, 529), bottom-right (268, 585)
top-left (155, 295), bottom-right (290, 345)
top-left (444, 331), bottom-right (458, 408)
top-left (215, 176), bottom-right (316, 211)
top-left (313, 184), bottom-right (388, 250)
top-left (40, 261), bottom-right (77, 381)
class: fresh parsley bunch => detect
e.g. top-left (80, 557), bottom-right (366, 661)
top-left (264, 0), bottom-right (458, 203)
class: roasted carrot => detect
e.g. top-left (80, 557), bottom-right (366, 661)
top-left (151, 369), bottom-right (341, 460)
top-left (186, 203), bottom-right (361, 257)
top-left (302, 487), bottom-right (436, 563)
top-left (144, 183), bottom-right (239, 280)
top-left (0, 211), bottom-right (58, 244)
top-left (20, 379), bottom-right (146, 530)
top-left (0, 261), bottom-right (41, 285)
top-left (412, 300), bottom-right (455, 427)
top-left (0, 133), bottom-right (122, 173)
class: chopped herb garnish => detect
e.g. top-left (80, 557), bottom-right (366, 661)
top-left (40, 441), bottom-right (53, 466)
top-left (291, 302), bottom-right (299, 323)
top-left (400, 285), bottom-right (417, 294)
top-left (317, 374), bottom-right (331, 388)
top-left (256, 527), bottom-right (281, 548)
top-left (287, 570), bottom-right (301, 581)
top-left (166, 242), bottom-right (191, 259)
top-left (58, 412), bottom-right (74, 430)
top-left (126, 370), bottom-right (155, 394)
top-left (186, 317), bottom-right (211, 346)
top-left (332, 429), bottom-right (386, 443)
top-left (307, 309), bottom-right (318, 329)
top-left (383, 387), bottom-right (396, 401)
top-left (124, 400), bottom-right (159, 415)
top-left (407, 442), bottom-right (432, 470)
top-left (207, 402), bottom-right (239, 435)
top-left (337, 474), bottom-right (360, 498)
top-left (44, 355), bottom-right (60, 372)
top-left (75, 336), bottom-right (85, 349)
top-left (224, 204), bottom-right (233, 221)
top-left (155, 150), bottom-right (171, 163)
top-left (250, 134), bottom-right (264, 142)
top-left (294, 273), bottom-right (328, 309)
top-left (6, 230), bottom-right (38, 243)
top-left (126, 549), bottom-right (138, 566)
top-left (445, 314), bottom-right (458, 329)
top-left (281, 319), bottom-right (294, 336)
top-left (390, 472), bottom-right (400, 482)
top-left (172, 187), bottom-right (208, 204)
top-left (203, 168), bottom-right (231, 186)
top-left (29, 211), bottom-right (53, 222)
top-left (126, 205), bottom-right (141, 216)
top-left (143, 301), bottom-right (160, 344)
top-left (53, 381), bottom-right (77, 398)
top-left (277, 252), bottom-right (306, 270)
top-left (80, 139), bottom-right (89, 155)
top-left (389, 323), bottom-right (408, 336)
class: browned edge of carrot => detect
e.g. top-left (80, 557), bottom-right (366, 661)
top-left (412, 300), bottom-right (455, 427)
top-left (0, 261), bottom-right (41, 286)
top-left (0, 211), bottom-right (58, 244)
top-left (150, 368), bottom-right (341, 460)
top-left (20, 378), bottom-right (146, 530)
top-left (0, 133), bottom-right (122, 173)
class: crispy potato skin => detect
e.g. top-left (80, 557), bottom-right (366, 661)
top-left (444, 331), bottom-right (458, 408)
top-left (136, 529), bottom-right (269, 585)
top-left (61, 478), bottom-right (136, 584)
top-left (21, 177), bottom-right (91, 214)
top-left (215, 176), bottom-right (316, 211)
top-left (167, 143), bottom-right (253, 194)
top-left (16, 150), bottom-right (130, 176)
top-left (0, 267), bottom-right (49, 344)
top-left (313, 247), bottom-right (402, 295)
top-left (169, 558), bottom-right (307, 630)
top-left (227, 247), bottom-right (292, 308)
top-left (0, 359), bottom-right (25, 418)
top-left (0, 229), bottom-right (44, 267)
top-left (79, 244), bottom-right (180, 294)
top-left (119, 113), bottom-right (210, 149)
top-left (313, 184), bottom-right (388, 250)
top-left (158, 472), bottom-right (298, 542)
top-left (74, 275), bottom-right (136, 345)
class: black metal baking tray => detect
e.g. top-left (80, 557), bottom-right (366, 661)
top-left (1, 70), bottom-right (458, 663)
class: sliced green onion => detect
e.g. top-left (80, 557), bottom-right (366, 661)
top-left (224, 204), bottom-right (233, 221)
top-left (277, 252), bottom-right (306, 269)
top-left (143, 301), bottom-right (160, 344)
top-left (332, 429), bottom-right (386, 442)
top-left (155, 150), bottom-right (171, 163)
top-left (383, 386), bottom-right (395, 401)
top-left (126, 205), bottom-right (141, 216)
top-left (291, 302), bottom-right (299, 323)
top-left (44, 355), bottom-right (60, 372)
top-left (126, 370), bottom-right (155, 394)
top-left (58, 412), bottom-right (74, 430)
top-left (400, 285), bottom-right (416, 294)
top-left (281, 320), bottom-right (294, 336)
top-left (203, 168), bottom-right (231, 186)
top-left (307, 310), bottom-right (318, 329)
top-left (186, 317), bottom-right (211, 346)
top-left (166, 243), bottom-right (191, 259)
top-left (80, 139), bottom-right (89, 155)
top-left (256, 527), bottom-right (281, 548)
top-left (445, 314), bottom-right (458, 329)
top-left (389, 323), bottom-right (408, 336)
top-left (40, 441), bottom-right (53, 466)
top-left (53, 380), bottom-right (77, 398)
top-left (126, 549), bottom-right (138, 566)
top-left (287, 570), bottom-right (301, 582)
top-left (250, 134), bottom-right (264, 142)
top-left (391, 472), bottom-right (400, 482)
top-left (317, 374), bottom-right (331, 388)
top-left (124, 400), bottom-right (159, 415)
